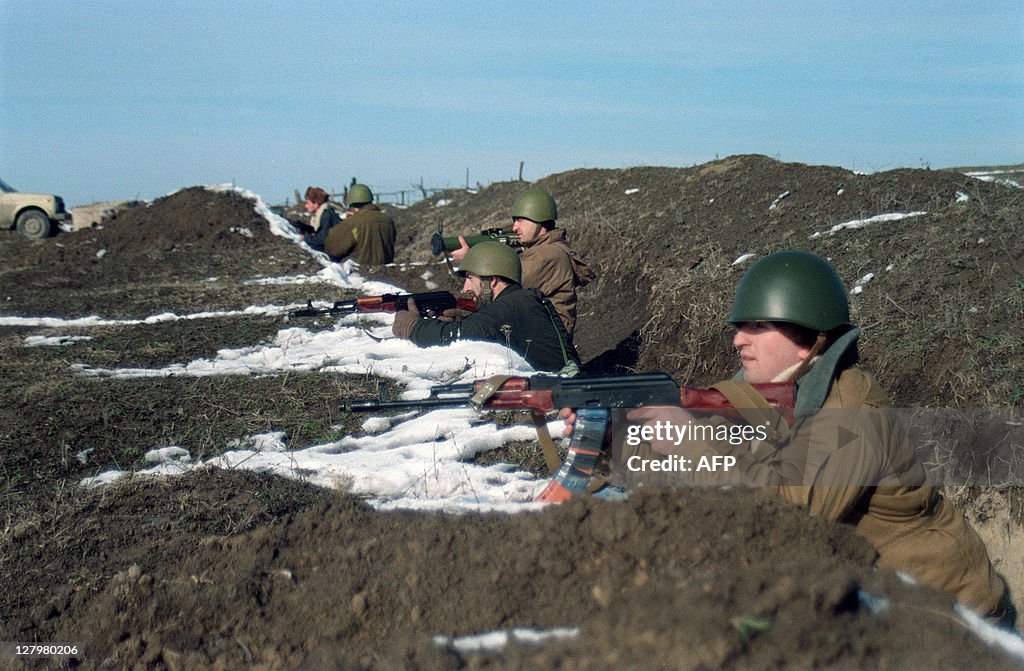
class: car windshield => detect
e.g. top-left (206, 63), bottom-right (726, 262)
top-left (0, 178), bottom-right (16, 193)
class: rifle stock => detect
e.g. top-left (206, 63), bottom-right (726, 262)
top-left (344, 373), bottom-right (795, 502)
top-left (289, 291), bottom-right (477, 319)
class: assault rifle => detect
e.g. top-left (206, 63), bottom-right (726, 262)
top-left (289, 290), bottom-right (477, 319)
top-left (345, 372), bottom-right (794, 503)
top-left (430, 226), bottom-right (520, 256)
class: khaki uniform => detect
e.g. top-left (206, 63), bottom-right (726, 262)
top-left (518, 229), bottom-right (594, 338)
top-left (618, 330), bottom-right (1006, 618)
top-left (325, 204), bottom-right (396, 266)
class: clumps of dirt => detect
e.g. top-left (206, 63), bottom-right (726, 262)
top-left (0, 470), bottom-right (334, 636)
top-left (11, 469), bottom-right (1020, 670)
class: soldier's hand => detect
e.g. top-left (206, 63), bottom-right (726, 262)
top-left (558, 407), bottom-right (577, 437)
top-left (448, 236), bottom-right (471, 264)
top-left (405, 297), bottom-right (421, 318)
top-left (392, 298), bottom-right (421, 339)
top-left (625, 406), bottom-right (697, 455)
top-left (437, 308), bottom-right (473, 322)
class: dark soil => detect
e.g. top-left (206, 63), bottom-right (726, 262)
top-left (8, 471), bottom-right (1018, 671)
top-left (1, 165), bottom-right (1022, 669)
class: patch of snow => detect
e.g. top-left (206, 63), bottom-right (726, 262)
top-left (851, 273), bottom-right (875, 295)
top-left (769, 190), bottom-right (790, 209)
top-left (24, 335), bottom-right (92, 347)
top-left (144, 447), bottom-right (192, 464)
top-left (810, 211), bottom-right (927, 238)
top-left (434, 627), bottom-right (580, 654)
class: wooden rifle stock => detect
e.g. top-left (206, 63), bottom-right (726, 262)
top-left (680, 382), bottom-right (794, 424)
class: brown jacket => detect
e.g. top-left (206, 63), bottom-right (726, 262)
top-left (518, 228), bottom-right (594, 338)
top-left (769, 368), bottom-right (1004, 617)
top-left (616, 334), bottom-right (1006, 618)
top-left (325, 204), bottom-right (396, 266)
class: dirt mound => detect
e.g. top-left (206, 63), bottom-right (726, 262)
top-left (9, 469), bottom-right (1020, 670)
top-left (19, 187), bottom-right (282, 267)
top-left (0, 186), bottom-right (319, 317)
top-left (388, 155), bottom-right (1023, 408)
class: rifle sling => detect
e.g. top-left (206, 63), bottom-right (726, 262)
top-left (471, 375), bottom-right (561, 475)
top-left (584, 474), bottom-right (608, 495)
top-left (709, 380), bottom-right (790, 441)
top-left (469, 375), bottom-right (512, 408)
top-left (530, 410), bottom-right (562, 476)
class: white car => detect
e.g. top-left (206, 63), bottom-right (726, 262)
top-left (0, 177), bottom-right (73, 239)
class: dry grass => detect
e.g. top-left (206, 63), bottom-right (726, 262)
top-left (634, 246), bottom-right (737, 384)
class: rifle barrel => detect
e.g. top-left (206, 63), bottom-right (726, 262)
top-left (288, 299), bottom-right (357, 318)
top-left (343, 382), bottom-right (477, 413)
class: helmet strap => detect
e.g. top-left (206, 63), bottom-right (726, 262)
top-left (785, 332), bottom-right (828, 382)
top-left (478, 277), bottom-right (494, 305)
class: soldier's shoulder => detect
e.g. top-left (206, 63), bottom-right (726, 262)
top-left (833, 367), bottom-right (890, 408)
top-left (524, 239), bottom-right (573, 265)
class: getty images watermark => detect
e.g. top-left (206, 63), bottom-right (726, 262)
top-left (621, 419), bottom-right (769, 474)
top-left (606, 407), bottom-right (1024, 489)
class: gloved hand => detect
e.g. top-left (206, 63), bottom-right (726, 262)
top-left (437, 308), bottom-right (474, 323)
top-left (391, 297), bottom-right (421, 338)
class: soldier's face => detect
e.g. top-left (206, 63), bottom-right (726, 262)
top-left (512, 217), bottom-right (542, 243)
top-left (462, 274), bottom-right (484, 301)
top-left (303, 199), bottom-right (318, 213)
top-left (733, 322), bottom-right (812, 383)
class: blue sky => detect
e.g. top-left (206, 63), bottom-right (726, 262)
top-left (2, 0), bottom-right (1022, 207)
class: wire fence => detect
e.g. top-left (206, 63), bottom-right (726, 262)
top-left (325, 186), bottom-right (451, 207)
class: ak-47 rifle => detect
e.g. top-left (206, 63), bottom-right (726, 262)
top-left (344, 372), bottom-right (795, 503)
top-left (289, 290), bottom-right (477, 319)
top-left (430, 226), bottom-right (521, 256)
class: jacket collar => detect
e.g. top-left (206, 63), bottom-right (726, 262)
top-left (520, 227), bottom-right (565, 249)
top-left (792, 327), bottom-right (861, 417)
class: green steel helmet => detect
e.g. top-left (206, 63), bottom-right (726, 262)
top-left (510, 188), bottom-right (557, 223)
top-left (729, 251), bottom-right (851, 332)
top-left (458, 241), bottom-right (522, 284)
top-left (346, 183), bottom-right (373, 206)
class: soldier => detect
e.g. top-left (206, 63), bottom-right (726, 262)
top-left (300, 186), bottom-right (341, 253)
top-left (449, 188), bottom-right (594, 337)
top-left (563, 251), bottom-right (1013, 625)
top-left (393, 242), bottom-right (580, 375)
top-left (325, 183), bottom-right (396, 266)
